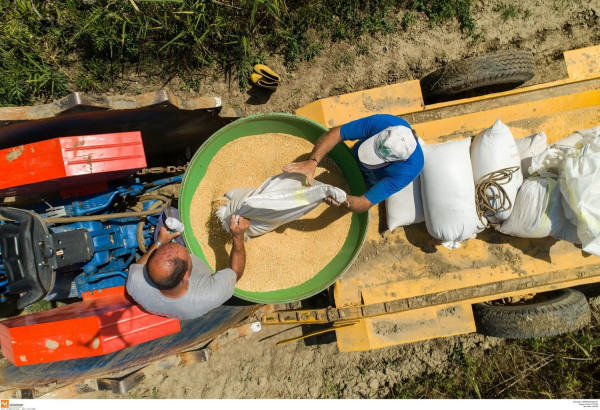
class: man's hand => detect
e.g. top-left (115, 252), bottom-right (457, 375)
top-left (324, 196), bottom-right (342, 207)
top-left (324, 195), bottom-right (373, 213)
top-left (136, 226), bottom-right (180, 266)
top-left (230, 215), bottom-right (250, 238)
top-left (157, 226), bottom-right (181, 243)
top-left (282, 160), bottom-right (318, 186)
top-left (229, 215), bottom-right (249, 280)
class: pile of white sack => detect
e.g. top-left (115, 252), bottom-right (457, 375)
top-left (386, 120), bottom-right (600, 255)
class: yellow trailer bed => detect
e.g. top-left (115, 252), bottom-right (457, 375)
top-left (269, 45), bottom-right (600, 352)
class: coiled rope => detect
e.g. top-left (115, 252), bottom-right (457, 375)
top-left (475, 166), bottom-right (520, 226)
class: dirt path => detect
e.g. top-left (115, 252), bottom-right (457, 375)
top-left (81, 0), bottom-right (600, 399)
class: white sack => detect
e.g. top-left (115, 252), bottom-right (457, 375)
top-left (558, 219), bottom-right (581, 245)
top-left (577, 125), bottom-right (600, 140)
top-left (471, 119), bottom-right (523, 223)
top-left (216, 173), bottom-right (347, 238)
top-left (421, 138), bottom-right (483, 249)
top-left (559, 132), bottom-right (600, 255)
top-left (498, 177), bottom-right (576, 242)
top-left (551, 126), bottom-right (600, 148)
top-left (385, 138), bottom-right (426, 230)
top-left (529, 126), bottom-right (600, 177)
top-left (553, 132), bottom-right (583, 148)
top-left (515, 132), bottom-right (547, 178)
top-left (528, 145), bottom-right (573, 178)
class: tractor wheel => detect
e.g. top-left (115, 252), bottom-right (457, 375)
top-left (473, 289), bottom-right (591, 339)
top-left (420, 49), bottom-right (535, 104)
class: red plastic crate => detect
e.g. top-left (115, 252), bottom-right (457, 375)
top-left (0, 131), bottom-right (146, 197)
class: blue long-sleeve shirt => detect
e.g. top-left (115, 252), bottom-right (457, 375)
top-left (340, 114), bottom-right (424, 205)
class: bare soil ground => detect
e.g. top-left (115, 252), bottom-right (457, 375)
top-left (81, 0), bottom-right (600, 399)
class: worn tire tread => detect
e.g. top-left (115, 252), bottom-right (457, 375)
top-left (473, 289), bottom-right (591, 339)
top-left (420, 50), bottom-right (535, 103)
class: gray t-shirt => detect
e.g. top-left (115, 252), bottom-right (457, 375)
top-left (126, 254), bottom-right (237, 320)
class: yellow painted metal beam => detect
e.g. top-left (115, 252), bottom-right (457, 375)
top-left (296, 81), bottom-right (424, 128)
top-left (413, 89), bottom-right (600, 144)
top-left (336, 303), bottom-right (475, 352)
top-left (361, 245), bottom-right (600, 305)
top-left (565, 45), bottom-right (600, 80)
top-left (336, 269), bottom-right (600, 352)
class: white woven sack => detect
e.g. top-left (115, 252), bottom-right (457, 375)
top-left (421, 138), bottom-right (483, 249)
top-left (471, 119), bottom-right (523, 223)
top-left (216, 173), bottom-right (347, 238)
top-left (553, 132), bottom-right (584, 148)
top-left (385, 138), bottom-right (426, 230)
top-left (529, 126), bottom-right (600, 178)
top-left (528, 145), bottom-right (573, 178)
top-left (559, 131), bottom-right (600, 256)
top-left (515, 131), bottom-right (547, 178)
top-left (499, 177), bottom-right (568, 239)
top-left (577, 125), bottom-right (600, 140)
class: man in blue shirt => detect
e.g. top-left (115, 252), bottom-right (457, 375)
top-left (284, 114), bottom-right (424, 213)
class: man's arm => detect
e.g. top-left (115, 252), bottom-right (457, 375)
top-left (283, 126), bottom-right (342, 185)
top-left (136, 227), bottom-right (181, 266)
top-left (228, 215), bottom-right (250, 281)
top-left (325, 194), bottom-right (373, 213)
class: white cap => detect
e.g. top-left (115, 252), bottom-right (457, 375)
top-left (357, 125), bottom-right (417, 166)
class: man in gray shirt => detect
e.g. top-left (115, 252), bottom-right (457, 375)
top-left (126, 215), bottom-right (250, 320)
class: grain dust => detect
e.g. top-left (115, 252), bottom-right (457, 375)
top-left (189, 133), bottom-right (352, 292)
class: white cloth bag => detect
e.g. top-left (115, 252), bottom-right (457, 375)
top-left (498, 177), bottom-right (577, 242)
top-left (216, 173), bottom-right (347, 238)
top-left (515, 131), bottom-right (547, 178)
top-left (471, 119), bottom-right (523, 223)
top-left (385, 138), bottom-right (426, 230)
top-left (559, 131), bottom-right (600, 255)
top-left (529, 126), bottom-right (600, 177)
top-left (421, 138), bottom-right (483, 249)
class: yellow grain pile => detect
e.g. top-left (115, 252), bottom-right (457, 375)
top-left (189, 133), bottom-right (352, 292)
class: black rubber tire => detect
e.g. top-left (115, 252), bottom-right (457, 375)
top-left (473, 289), bottom-right (591, 339)
top-left (420, 49), bottom-right (535, 104)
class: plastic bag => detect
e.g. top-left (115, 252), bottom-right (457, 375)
top-left (515, 131), bottom-right (547, 178)
top-left (385, 138), bottom-right (426, 230)
top-left (216, 173), bottom-right (347, 238)
top-left (471, 119), bottom-right (523, 223)
top-left (530, 126), bottom-right (600, 178)
top-left (421, 138), bottom-right (483, 249)
top-left (528, 145), bottom-right (573, 178)
top-left (498, 177), bottom-right (577, 242)
top-left (559, 132), bottom-right (600, 255)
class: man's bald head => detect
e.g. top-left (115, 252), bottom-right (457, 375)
top-left (147, 242), bottom-right (190, 290)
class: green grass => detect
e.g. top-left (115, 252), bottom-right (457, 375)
top-left (493, 3), bottom-right (519, 21)
top-left (412, 0), bottom-right (479, 36)
top-left (388, 324), bottom-right (600, 399)
top-left (0, 0), bottom-right (481, 107)
top-left (493, 2), bottom-right (533, 21)
top-left (402, 10), bottom-right (415, 29)
top-left (334, 53), bottom-right (353, 69)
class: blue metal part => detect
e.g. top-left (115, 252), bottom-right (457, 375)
top-left (48, 214), bottom-right (155, 298)
top-left (0, 177), bottom-right (180, 302)
top-left (144, 175), bottom-right (182, 193)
